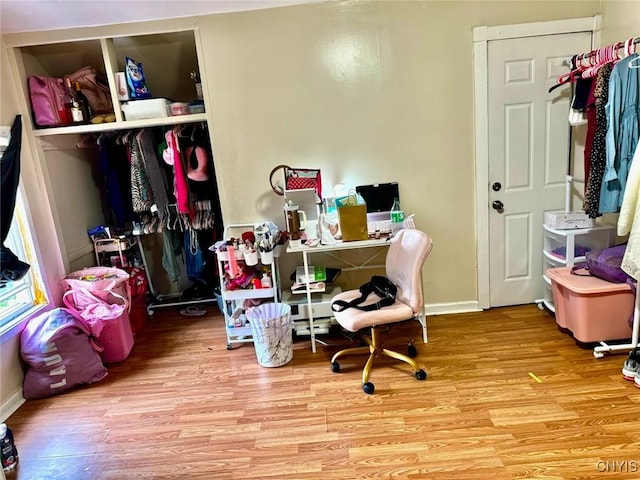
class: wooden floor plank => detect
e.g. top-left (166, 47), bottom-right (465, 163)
top-left (4, 304), bottom-right (639, 479)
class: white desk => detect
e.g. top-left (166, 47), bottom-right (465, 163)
top-left (286, 237), bottom-right (428, 353)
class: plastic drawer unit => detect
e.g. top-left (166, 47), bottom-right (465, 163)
top-left (543, 225), bottom-right (615, 265)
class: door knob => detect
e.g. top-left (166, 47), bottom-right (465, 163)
top-left (492, 200), bottom-right (504, 211)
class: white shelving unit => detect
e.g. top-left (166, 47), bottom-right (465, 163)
top-left (537, 175), bottom-right (616, 312)
top-left (216, 224), bottom-right (280, 350)
top-left (539, 224), bottom-right (616, 312)
top-left (9, 26), bottom-right (205, 135)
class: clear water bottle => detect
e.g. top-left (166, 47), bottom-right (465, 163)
top-left (390, 197), bottom-right (404, 236)
top-left (0, 423), bottom-right (18, 472)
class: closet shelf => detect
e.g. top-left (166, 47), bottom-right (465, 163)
top-left (32, 113), bottom-right (208, 137)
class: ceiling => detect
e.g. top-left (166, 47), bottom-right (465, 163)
top-left (0, 0), bottom-right (322, 35)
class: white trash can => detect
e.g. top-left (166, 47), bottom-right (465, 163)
top-left (245, 303), bottom-right (293, 367)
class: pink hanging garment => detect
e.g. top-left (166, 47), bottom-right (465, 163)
top-left (165, 129), bottom-right (193, 220)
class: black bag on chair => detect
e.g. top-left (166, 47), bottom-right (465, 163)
top-left (331, 275), bottom-right (397, 312)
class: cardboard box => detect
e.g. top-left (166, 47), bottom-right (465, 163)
top-left (544, 211), bottom-right (595, 230)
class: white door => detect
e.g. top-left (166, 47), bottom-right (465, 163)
top-left (488, 32), bottom-right (592, 307)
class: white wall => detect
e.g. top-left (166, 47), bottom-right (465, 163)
top-left (198, 0), bottom-right (602, 303)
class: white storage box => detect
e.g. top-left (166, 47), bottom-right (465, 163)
top-left (544, 210), bottom-right (595, 229)
top-left (121, 98), bottom-right (170, 120)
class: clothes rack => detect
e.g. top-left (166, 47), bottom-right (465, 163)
top-left (563, 35), bottom-right (640, 357)
top-left (550, 36), bottom-right (639, 92)
top-left (574, 37), bottom-right (639, 63)
top-left (89, 123), bottom-right (222, 315)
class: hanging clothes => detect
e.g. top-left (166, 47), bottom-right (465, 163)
top-left (162, 229), bottom-right (183, 283)
top-left (164, 129), bottom-right (193, 221)
top-left (583, 64), bottom-right (614, 218)
top-left (618, 142), bottom-right (640, 280)
top-left (130, 135), bottom-right (155, 213)
top-left (137, 129), bottom-right (171, 221)
top-left (99, 137), bottom-right (134, 227)
top-left (0, 115), bottom-right (30, 285)
top-left (184, 226), bottom-right (205, 284)
top-left (599, 53), bottom-right (640, 213)
top-left (180, 126), bottom-right (218, 231)
top-left (1, 115), bottom-right (22, 243)
top-left (582, 78), bottom-right (598, 188)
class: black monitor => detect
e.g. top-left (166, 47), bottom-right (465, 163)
top-left (355, 182), bottom-right (400, 213)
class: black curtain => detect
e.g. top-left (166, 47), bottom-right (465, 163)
top-left (0, 115), bottom-right (30, 286)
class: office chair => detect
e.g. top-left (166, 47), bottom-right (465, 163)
top-left (330, 229), bottom-right (433, 394)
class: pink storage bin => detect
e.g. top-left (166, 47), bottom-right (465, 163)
top-left (546, 267), bottom-right (633, 343)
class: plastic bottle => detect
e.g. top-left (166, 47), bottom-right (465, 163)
top-left (261, 273), bottom-right (272, 289)
top-left (0, 423), bottom-right (18, 472)
top-left (390, 197), bottom-right (404, 236)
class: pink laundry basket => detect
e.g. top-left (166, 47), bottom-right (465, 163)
top-left (63, 267), bottom-right (134, 363)
top-left (62, 267), bottom-right (131, 305)
top-left (96, 306), bottom-right (134, 363)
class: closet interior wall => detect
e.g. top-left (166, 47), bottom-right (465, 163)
top-left (6, 22), bottom-right (225, 307)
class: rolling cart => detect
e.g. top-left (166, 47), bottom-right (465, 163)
top-left (215, 223), bottom-right (281, 350)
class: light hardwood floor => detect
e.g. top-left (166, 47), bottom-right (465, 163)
top-left (4, 304), bottom-right (640, 479)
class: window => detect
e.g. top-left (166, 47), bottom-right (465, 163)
top-left (0, 190), bottom-right (47, 335)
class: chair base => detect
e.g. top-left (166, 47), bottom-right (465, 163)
top-left (330, 325), bottom-right (426, 393)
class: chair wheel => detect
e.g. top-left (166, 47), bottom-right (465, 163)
top-left (407, 344), bottom-right (417, 358)
top-left (363, 382), bottom-right (375, 394)
top-left (226, 344), bottom-right (233, 350)
top-left (415, 369), bottom-right (427, 381)
top-left (331, 362), bottom-right (340, 373)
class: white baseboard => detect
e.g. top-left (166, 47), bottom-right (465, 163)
top-left (425, 301), bottom-right (482, 316)
top-left (0, 388), bottom-right (25, 423)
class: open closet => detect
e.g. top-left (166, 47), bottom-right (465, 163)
top-left (5, 21), bottom-right (225, 312)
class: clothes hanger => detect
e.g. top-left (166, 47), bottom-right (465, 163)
top-left (549, 55), bottom-right (580, 93)
top-left (628, 37), bottom-right (640, 69)
top-left (582, 46), bottom-right (607, 79)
